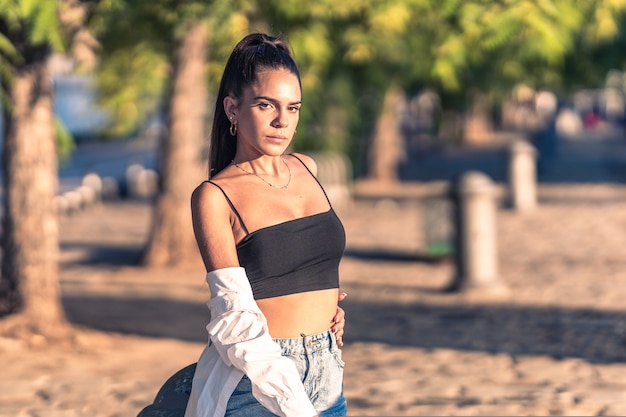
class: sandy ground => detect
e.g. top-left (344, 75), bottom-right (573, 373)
top-left (2, 179), bottom-right (626, 416)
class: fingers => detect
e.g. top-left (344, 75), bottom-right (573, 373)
top-left (332, 323), bottom-right (344, 346)
top-left (334, 305), bottom-right (345, 320)
top-left (331, 292), bottom-right (347, 346)
top-left (331, 305), bottom-right (346, 346)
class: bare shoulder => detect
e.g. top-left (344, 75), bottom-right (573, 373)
top-left (191, 181), bottom-right (228, 213)
top-left (289, 152), bottom-right (318, 177)
top-left (191, 180), bottom-right (239, 271)
top-left (190, 180), bottom-right (235, 238)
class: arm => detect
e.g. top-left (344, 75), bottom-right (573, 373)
top-left (191, 183), bottom-right (317, 417)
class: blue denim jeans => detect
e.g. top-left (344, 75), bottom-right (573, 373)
top-left (225, 330), bottom-right (347, 417)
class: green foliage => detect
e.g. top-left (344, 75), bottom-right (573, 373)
top-left (562, 7), bottom-right (626, 92)
top-left (0, 0), bottom-right (68, 106)
top-left (259, 0), bottom-right (626, 163)
top-left (436, 0), bottom-right (626, 97)
top-left (0, 0), bottom-right (66, 61)
top-left (93, 43), bottom-right (168, 137)
top-left (22, 0), bottom-right (65, 51)
top-left (90, 0), bottom-right (626, 159)
top-left (91, 0), bottom-right (255, 137)
top-left (55, 115), bottom-right (75, 161)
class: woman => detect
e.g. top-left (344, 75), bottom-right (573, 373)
top-left (184, 33), bottom-right (348, 417)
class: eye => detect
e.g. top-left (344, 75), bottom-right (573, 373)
top-left (288, 105), bottom-right (301, 113)
top-left (256, 102), bottom-right (274, 110)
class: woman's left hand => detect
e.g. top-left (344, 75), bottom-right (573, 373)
top-left (331, 292), bottom-right (347, 346)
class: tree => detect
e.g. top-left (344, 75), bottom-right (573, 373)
top-left (0, 0), bottom-right (84, 342)
top-left (561, 3), bottom-right (626, 92)
top-left (92, 0), bottom-right (254, 267)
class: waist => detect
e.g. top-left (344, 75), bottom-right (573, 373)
top-left (273, 329), bottom-right (340, 355)
top-left (258, 288), bottom-right (339, 338)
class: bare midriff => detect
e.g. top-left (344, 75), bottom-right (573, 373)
top-left (256, 288), bottom-right (339, 338)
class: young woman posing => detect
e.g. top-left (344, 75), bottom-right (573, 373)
top-left (184, 33), bottom-right (348, 417)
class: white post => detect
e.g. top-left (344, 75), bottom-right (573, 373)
top-left (448, 171), bottom-right (507, 294)
top-left (125, 163), bottom-right (144, 198)
top-left (82, 172), bottom-right (103, 201)
top-left (508, 139), bottom-right (537, 211)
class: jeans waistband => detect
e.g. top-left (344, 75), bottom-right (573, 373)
top-left (273, 329), bottom-right (337, 355)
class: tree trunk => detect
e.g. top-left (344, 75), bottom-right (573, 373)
top-left (142, 23), bottom-right (207, 267)
top-left (0, 60), bottom-right (68, 340)
top-left (368, 85), bottom-right (407, 182)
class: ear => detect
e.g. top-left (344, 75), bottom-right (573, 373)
top-left (223, 96), bottom-right (239, 120)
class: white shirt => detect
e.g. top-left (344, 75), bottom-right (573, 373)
top-left (184, 267), bottom-right (317, 417)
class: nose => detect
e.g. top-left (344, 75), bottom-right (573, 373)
top-left (272, 110), bottom-right (288, 128)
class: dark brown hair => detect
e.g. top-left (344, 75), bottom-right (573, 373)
top-left (208, 33), bottom-right (301, 178)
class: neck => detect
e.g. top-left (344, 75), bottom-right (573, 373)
top-left (231, 155), bottom-right (291, 190)
top-left (232, 155), bottom-right (285, 174)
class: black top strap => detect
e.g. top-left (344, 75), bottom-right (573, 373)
top-left (289, 154), bottom-right (332, 206)
top-left (205, 180), bottom-right (250, 235)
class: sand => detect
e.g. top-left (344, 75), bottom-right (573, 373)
top-left (2, 179), bottom-right (626, 416)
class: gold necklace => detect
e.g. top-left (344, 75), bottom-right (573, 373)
top-left (232, 157), bottom-right (291, 190)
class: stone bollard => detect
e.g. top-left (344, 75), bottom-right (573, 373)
top-left (53, 195), bottom-right (69, 215)
top-left (76, 185), bottom-right (98, 207)
top-left (126, 163), bottom-right (144, 198)
top-left (135, 168), bottom-right (159, 198)
top-left (101, 176), bottom-right (120, 200)
top-left (138, 363), bottom-right (197, 417)
top-left (126, 164), bottom-right (159, 199)
top-left (508, 139), bottom-right (537, 211)
top-left (447, 171), bottom-right (507, 294)
top-left (82, 173), bottom-right (103, 201)
top-left (63, 190), bottom-right (84, 214)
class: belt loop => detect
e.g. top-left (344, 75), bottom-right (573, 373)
top-left (301, 332), bottom-right (310, 354)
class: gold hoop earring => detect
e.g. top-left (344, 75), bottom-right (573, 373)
top-left (229, 122), bottom-right (237, 136)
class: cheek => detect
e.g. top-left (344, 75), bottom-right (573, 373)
top-left (241, 115), bottom-right (264, 134)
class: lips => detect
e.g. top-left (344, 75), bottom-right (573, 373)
top-left (266, 135), bottom-right (289, 144)
top-left (267, 135), bottom-right (287, 140)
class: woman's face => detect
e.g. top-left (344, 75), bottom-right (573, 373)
top-left (226, 68), bottom-right (302, 158)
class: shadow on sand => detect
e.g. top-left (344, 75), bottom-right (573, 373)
top-left (61, 242), bottom-right (144, 265)
top-left (343, 248), bottom-right (450, 263)
top-left (63, 287), bottom-right (626, 364)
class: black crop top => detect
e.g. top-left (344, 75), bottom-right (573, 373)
top-left (208, 155), bottom-right (345, 300)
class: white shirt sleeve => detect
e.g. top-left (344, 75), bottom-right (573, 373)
top-left (205, 267), bottom-right (317, 417)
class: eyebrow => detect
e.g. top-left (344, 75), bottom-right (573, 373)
top-left (253, 95), bottom-right (302, 105)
